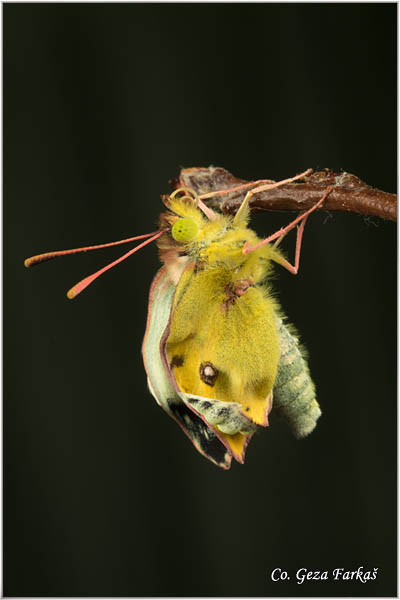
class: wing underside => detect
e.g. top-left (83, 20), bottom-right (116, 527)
top-left (142, 268), bottom-right (233, 469)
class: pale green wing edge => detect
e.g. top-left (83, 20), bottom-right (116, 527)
top-left (141, 268), bottom-right (232, 469)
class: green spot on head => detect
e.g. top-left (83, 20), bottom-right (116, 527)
top-left (171, 218), bottom-right (199, 242)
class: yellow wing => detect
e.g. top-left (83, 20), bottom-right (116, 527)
top-left (142, 268), bottom-right (233, 469)
top-left (165, 263), bottom-right (280, 463)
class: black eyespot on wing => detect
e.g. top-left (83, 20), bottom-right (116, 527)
top-left (199, 362), bottom-right (219, 386)
top-left (170, 355), bottom-right (184, 368)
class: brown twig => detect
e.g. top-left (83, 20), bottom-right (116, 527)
top-left (170, 167), bottom-right (396, 222)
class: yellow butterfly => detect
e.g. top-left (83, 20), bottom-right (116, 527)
top-left (25, 169), bottom-right (330, 469)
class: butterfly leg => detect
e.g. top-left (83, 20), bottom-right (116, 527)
top-left (197, 178), bottom-right (276, 201)
top-left (243, 186), bottom-right (333, 274)
top-left (272, 213), bottom-right (309, 274)
top-left (233, 168), bottom-right (313, 224)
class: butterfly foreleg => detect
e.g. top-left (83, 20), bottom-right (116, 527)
top-left (232, 168), bottom-right (313, 226)
top-left (243, 186), bottom-right (333, 274)
top-left (271, 214), bottom-right (309, 274)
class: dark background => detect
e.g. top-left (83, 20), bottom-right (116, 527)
top-left (4, 3), bottom-right (396, 597)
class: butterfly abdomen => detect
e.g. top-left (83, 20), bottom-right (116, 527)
top-left (273, 318), bottom-right (321, 438)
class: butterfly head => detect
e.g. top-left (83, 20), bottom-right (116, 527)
top-left (159, 187), bottom-right (264, 276)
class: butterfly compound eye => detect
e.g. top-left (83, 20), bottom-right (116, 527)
top-left (171, 218), bottom-right (199, 243)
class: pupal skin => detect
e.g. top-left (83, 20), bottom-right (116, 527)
top-left (141, 191), bottom-right (320, 468)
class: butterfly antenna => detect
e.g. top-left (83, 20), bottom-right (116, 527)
top-left (170, 187), bottom-right (218, 221)
top-left (24, 231), bottom-right (162, 268)
top-left (67, 229), bottom-right (166, 299)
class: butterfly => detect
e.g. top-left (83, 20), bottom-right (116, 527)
top-left (25, 169), bottom-right (331, 469)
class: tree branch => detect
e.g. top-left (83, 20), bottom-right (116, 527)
top-left (171, 167), bottom-right (396, 222)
